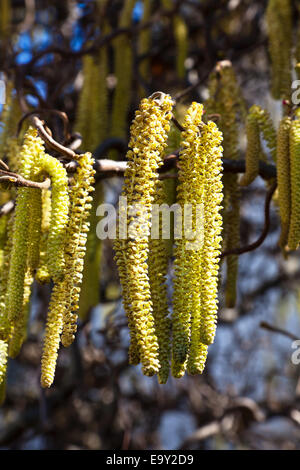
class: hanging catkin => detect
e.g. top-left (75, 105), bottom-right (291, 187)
top-left (205, 61), bottom-right (245, 308)
top-left (240, 112), bottom-right (260, 186)
top-left (36, 189), bottom-right (52, 284)
top-left (277, 117), bottom-right (291, 250)
top-left (5, 128), bottom-right (42, 330)
top-left (41, 153), bottom-right (95, 387)
top-left (266, 0), bottom-right (292, 101)
top-left (172, 103), bottom-right (223, 378)
top-left (148, 180), bottom-right (171, 384)
top-left (249, 105), bottom-right (277, 163)
top-left (114, 93), bottom-right (173, 377)
top-left (287, 120), bottom-right (300, 251)
top-left (60, 153), bottom-right (95, 348)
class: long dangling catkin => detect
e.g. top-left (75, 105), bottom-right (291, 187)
top-left (60, 153), bottom-right (95, 347)
top-left (172, 103), bottom-right (223, 377)
top-left (249, 105), bottom-right (277, 162)
top-left (287, 120), bottom-right (300, 251)
top-left (8, 269), bottom-right (33, 358)
top-left (6, 128), bottom-right (42, 330)
top-left (38, 153), bottom-right (69, 282)
top-left (276, 117), bottom-right (291, 250)
top-left (0, 214), bottom-right (14, 341)
top-left (41, 153), bottom-right (95, 387)
top-left (240, 112), bottom-right (260, 186)
top-left (266, 0), bottom-right (292, 101)
top-left (75, 14), bottom-right (108, 319)
top-left (114, 93), bottom-right (173, 376)
top-left (197, 121), bottom-right (223, 346)
top-left (40, 282), bottom-right (65, 388)
top-left (172, 103), bottom-right (205, 377)
top-left (78, 182), bottom-right (102, 321)
top-left (205, 61), bottom-right (245, 308)
top-left (27, 187), bottom-right (42, 272)
top-left (148, 180), bottom-right (171, 384)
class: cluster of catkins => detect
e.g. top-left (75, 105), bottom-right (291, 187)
top-left (0, 127), bottom-right (95, 402)
top-left (114, 93), bottom-right (224, 383)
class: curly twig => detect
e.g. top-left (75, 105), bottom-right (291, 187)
top-left (221, 181), bottom-right (277, 258)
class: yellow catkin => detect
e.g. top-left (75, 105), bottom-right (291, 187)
top-left (5, 128), bottom-right (41, 330)
top-left (36, 189), bottom-right (52, 284)
top-left (276, 117), bottom-right (291, 250)
top-left (40, 283), bottom-right (65, 388)
top-left (240, 113), bottom-right (260, 186)
top-left (0, 214), bottom-right (13, 341)
top-left (250, 105), bottom-right (277, 162)
top-left (266, 0), bottom-right (292, 100)
top-left (38, 153), bottom-right (69, 282)
top-left (78, 182), bottom-right (102, 321)
top-left (110, 0), bottom-right (135, 156)
top-left (172, 103), bottom-right (206, 377)
top-left (148, 180), bottom-right (171, 384)
top-left (114, 93), bottom-right (173, 376)
top-left (114, 202), bottom-right (141, 366)
top-left (287, 120), bottom-right (300, 251)
top-left (197, 121), bottom-right (223, 347)
top-left (8, 269), bottom-right (33, 358)
top-left (41, 153), bottom-right (95, 387)
top-left (61, 153), bottom-right (95, 347)
top-left (75, 15), bottom-right (108, 319)
top-left (75, 50), bottom-right (108, 151)
top-left (205, 61), bottom-right (245, 308)
top-left (172, 103), bottom-right (223, 377)
top-left (27, 187), bottom-right (42, 272)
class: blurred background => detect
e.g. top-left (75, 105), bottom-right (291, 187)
top-left (0, 0), bottom-right (300, 450)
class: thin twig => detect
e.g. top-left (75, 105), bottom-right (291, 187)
top-left (221, 182), bottom-right (277, 258)
top-left (260, 321), bottom-right (299, 342)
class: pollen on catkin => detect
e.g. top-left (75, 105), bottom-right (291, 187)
top-left (36, 189), bottom-right (52, 284)
top-left (40, 283), bottom-right (66, 388)
top-left (114, 92), bottom-right (174, 377)
top-left (276, 116), bottom-right (291, 250)
top-left (240, 112), bottom-right (260, 186)
top-left (60, 153), bottom-right (95, 347)
top-left (38, 153), bottom-right (69, 282)
top-left (5, 128), bottom-right (42, 330)
top-left (172, 103), bottom-right (223, 378)
top-left (205, 61), bottom-right (244, 309)
top-left (148, 180), bottom-right (171, 384)
top-left (41, 153), bottom-right (95, 387)
top-left (249, 105), bottom-right (277, 163)
top-left (287, 120), bottom-right (300, 251)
